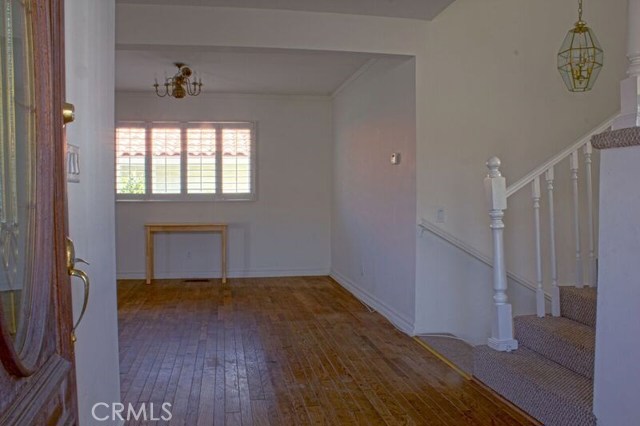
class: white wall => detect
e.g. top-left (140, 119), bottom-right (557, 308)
top-left (116, 5), bottom-right (428, 56)
top-left (65, 0), bottom-right (121, 424)
top-left (331, 58), bottom-right (417, 332)
top-left (115, 93), bottom-right (332, 279)
top-left (593, 1), bottom-right (640, 419)
top-left (594, 145), bottom-right (640, 426)
top-left (414, 0), bottom-right (628, 336)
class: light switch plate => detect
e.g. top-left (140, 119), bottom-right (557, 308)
top-left (67, 144), bottom-right (80, 183)
top-left (390, 152), bottom-right (401, 165)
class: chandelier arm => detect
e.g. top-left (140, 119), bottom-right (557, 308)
top-left (184, 78), bottom-right (202, 96)
top-left (154, 85), bottom-right (169, 97)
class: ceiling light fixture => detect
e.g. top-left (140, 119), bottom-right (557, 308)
top-left (557, 0), bottom-right (603, 92)
top-left (154, 62), bottom-right (203, 99)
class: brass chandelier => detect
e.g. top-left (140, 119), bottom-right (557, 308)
top-left (557, 0), bottom-right (603, 92)
top-left (154, 62), bottom-right (203, 99)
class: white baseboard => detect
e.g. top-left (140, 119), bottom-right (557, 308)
top-left (117, 268), bottom-right (330, 280)
top-left (330, 270), bottom-right (415, 335)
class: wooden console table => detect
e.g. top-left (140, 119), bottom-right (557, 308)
top-left (145, 223), bottom-right (227, 284)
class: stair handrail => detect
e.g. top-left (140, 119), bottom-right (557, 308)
top-left (506, 115), bottom-right (617, 197)
top-left (484, 113), bottom-right (617, 352)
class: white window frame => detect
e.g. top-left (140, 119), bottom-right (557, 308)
top-left (115, 121), bottom-right (257, 202)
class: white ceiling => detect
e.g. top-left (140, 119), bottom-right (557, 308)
top-left (116, 48), bottom-right (391, 96)
top-left (115, 0), bottom-right (455, 20)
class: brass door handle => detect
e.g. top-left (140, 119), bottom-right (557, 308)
top-left (69, 268), bottom-right (90, 343)
top-left (74, 257), bottom-right (90, 266)
top-left (66, 237), bottom-right (90, 342)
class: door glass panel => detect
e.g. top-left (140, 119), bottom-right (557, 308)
top-left (0, 0), bottom-right (35, 349)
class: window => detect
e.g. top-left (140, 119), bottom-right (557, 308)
top-left (116, 122), bottom-right (255, 201)
top-left (115, 127), bottom-right (146, 194)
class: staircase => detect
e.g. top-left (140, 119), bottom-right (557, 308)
top-left (474, 286), bottom-right (597, 426)
top-left (475, 117), bottom-right (616, 425)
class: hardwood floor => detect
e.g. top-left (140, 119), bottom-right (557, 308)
top-left (118, 277), bottom-right (538, 425)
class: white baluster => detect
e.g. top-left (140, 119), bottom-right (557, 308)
top-left (546, 167), bottom-right (561, 316)
top-left (570, 151), bottom-right (584, 288)
top-left (532, 177), bottom-right (545, 317)
top-left (583, 142), bottom-right (597, 287)
top-left (485, 157), bottom-right (518, 352)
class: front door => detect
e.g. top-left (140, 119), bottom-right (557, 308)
top-left (0, 0), bottom-right (80, 424)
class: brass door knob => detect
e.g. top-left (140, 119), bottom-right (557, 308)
top-left (63, 102), bottom-right (75, 125)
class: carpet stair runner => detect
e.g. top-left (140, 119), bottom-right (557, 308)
top-left (473, 286), bottom-right (597, 426)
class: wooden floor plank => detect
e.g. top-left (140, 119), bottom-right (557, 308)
top-left (118, 277), bottom-right (541, 426)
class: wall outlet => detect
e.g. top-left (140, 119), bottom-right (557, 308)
top-left (436, 207), bottom-right (446, 223)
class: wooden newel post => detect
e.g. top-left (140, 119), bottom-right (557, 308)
top-left (484, 157), bottom-right (518, 352)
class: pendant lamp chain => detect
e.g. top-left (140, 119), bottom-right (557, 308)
top-left (578, 0), bottom-right (583, 22)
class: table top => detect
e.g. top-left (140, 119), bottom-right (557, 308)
top-left (145, 223), bottom-right (227, 231)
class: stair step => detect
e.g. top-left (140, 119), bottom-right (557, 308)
top-left (560, 286), bottom-right (597, 327)
top-left (514, 315), bottom-right (595, 379)
top-left (473, 345), bottom-right (596, 426)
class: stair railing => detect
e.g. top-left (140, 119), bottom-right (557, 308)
top-left (484, 115), bottom-right (616, 352)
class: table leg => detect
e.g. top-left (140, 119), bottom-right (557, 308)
top-left (146, 229), bottom-right (153, 284)
top-left (221, 228), bottom-right (227, 284)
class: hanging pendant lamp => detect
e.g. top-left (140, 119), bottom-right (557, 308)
top-left (557, 0), bottom-right (604, 92)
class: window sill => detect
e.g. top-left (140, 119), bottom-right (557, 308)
top-left (116, 195), bottom-right (257, 203)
